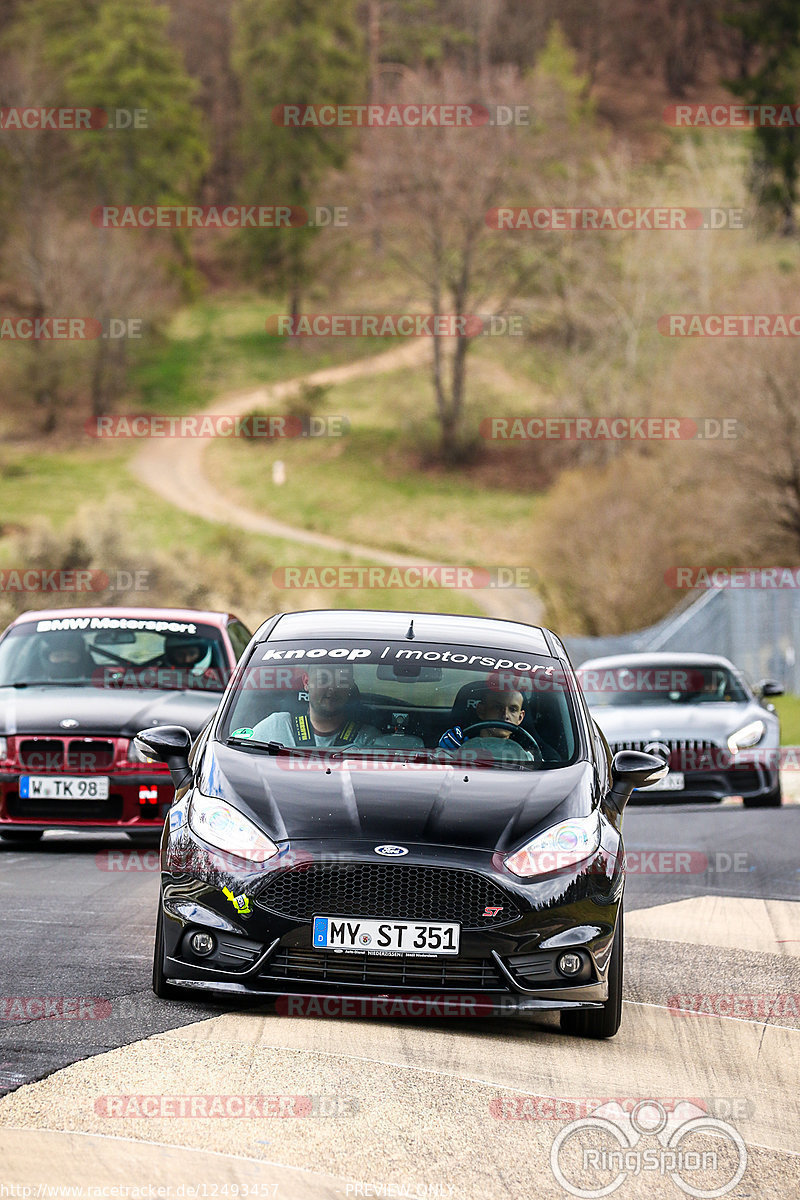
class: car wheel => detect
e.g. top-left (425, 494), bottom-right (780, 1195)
top-left (152, 900), bottom-right (182, 1000)
top-left (560, 905), bottom-right (623, 1040)
top-left (0, 830), bottom-right (44, 845)
top-left (743, 783), bottom-right (782, 808)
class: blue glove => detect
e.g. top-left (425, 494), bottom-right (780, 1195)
top-left (438, 725), bottom-right (464, 751)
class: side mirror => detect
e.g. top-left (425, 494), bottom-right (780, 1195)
top-left (758, 679), bottom-right (784, 698)
top-left (607, 750), bottom-right (668, 814)
top-left (135, 725), bottom-right (193, 792)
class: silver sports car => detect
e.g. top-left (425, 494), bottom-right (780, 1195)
top-left (578, 651), bottom-right (783, 807)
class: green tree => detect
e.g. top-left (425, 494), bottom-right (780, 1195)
top-left (232, 0), bottom-right (366, 317)
top-left (3, 0), bottom-right (209, 418)
top-left (726, 0), bottom-right (800, 234)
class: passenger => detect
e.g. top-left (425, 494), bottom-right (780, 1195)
top-left (161, 636), bottom-right (222, 689)
top-left (252, 663), bottom-right (380, 747)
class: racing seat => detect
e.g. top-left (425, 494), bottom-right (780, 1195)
top-left (233, 670), bottom-right (369, 736)
top-left (232, 666), bottom-right (310, 731)
top-left (445, 679), bottom-right (567, 762)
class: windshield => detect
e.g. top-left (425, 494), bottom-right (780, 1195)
top-left (580, 662), bottom-right (748, 707)
top-left (0, 615), bottom-right (229, 693)
top-left (219, 638), bottom-right (579, 769)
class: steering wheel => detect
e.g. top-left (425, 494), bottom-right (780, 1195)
top-left (462, 721), bottom-right (542, 762)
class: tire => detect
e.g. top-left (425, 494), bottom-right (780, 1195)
top-left (743, 782), bottom-right (782, 808)
top-left (152, 901), bottom-right (182, 1000)
top-left (0, 830), bottom-right (44, 845)
top-left (560, 905), bottom-right (623, 1039)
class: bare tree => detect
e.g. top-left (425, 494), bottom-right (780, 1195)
top-left (362, 50), bottom-right (592, 461)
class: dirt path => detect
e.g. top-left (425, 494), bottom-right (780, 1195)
top-left (134, 339), bottom-right (543, 624)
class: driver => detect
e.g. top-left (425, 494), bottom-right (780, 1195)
top-left (251, 663), bottom-right (380, 748)
top-left (439, 686), bottom-right (534, 760)
top-left (37, 632), bottom-right (94, 681)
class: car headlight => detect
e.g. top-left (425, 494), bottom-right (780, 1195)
top-left (0, 736), bottom-right (7, 762)
top-left (188, 790), bottom-right (279, 863)
top-left (127, 738), bottom-right (152, 763)
top-left (727, 720), bottom-right (765, 753)
top-left (504, 812), bottom-right (601, 878)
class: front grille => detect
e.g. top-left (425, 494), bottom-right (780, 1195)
top-left (17, 737), bottom-right (117, 772)
top-left (19, 739), bottom-right (64, 770)
top-left (260, 947), bottom-right (504, 990)
top-left (66, 740), bottom-right (115, 771)
top-left (256, 863), bottom-right (520, 929)
top-left (610, 739), bottom-right (719, 771)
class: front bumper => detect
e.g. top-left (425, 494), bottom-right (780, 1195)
top-left (0, 768), bottom-right (174, 831)
top-left (157, 827), bottom-right (624, 1011)
top-left (633, 760), bottom-right (780, 803)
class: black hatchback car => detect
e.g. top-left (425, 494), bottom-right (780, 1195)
top-left (137, 610), bottom-right (664, 1038)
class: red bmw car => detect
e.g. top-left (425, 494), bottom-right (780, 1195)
top-left (0, 607), bottom-right (252, 843)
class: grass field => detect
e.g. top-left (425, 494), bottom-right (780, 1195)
top-left (205, 356), bottom-right (546, 568)
top-left (130, 294), bottom-right (391, 416)
top-left (772, 694), bottom-right (800, 746)
top-left (1, 293), bottom-right (520, 625)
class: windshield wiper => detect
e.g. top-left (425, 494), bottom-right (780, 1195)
top-left (226, 736), bottom-right (307, 755)
top-left (8, 681), bottom-right (90, 688)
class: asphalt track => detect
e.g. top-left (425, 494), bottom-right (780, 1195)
top-left (1, 794), bottom-right (798, 1200)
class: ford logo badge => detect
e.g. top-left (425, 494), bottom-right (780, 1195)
top-left (374, 845), bottom-right (408, 856)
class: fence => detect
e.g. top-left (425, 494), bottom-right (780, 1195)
top-left (564, 588), bottom-right (800, 693)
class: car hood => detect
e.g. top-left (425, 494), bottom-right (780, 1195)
top-left (196, 743), bottom-right (596, 853)
top-left (589, 701), bottom-right (770, 745)
top-left (0, 686), bottom-right (221, 739)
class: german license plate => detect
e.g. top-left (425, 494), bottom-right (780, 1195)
top-left (19, 776), bottom-right (110, 800)
top-left (312, 917), bottom-right (460, 955)
top-left (637, 771), bottom-right (684, 792)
